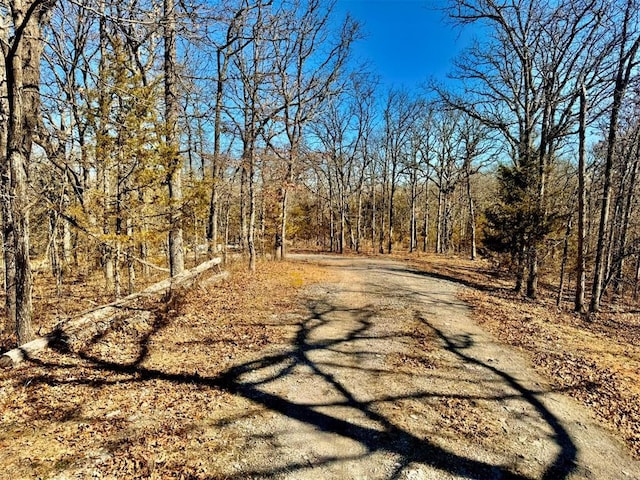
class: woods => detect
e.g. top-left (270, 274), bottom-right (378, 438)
top-left (1, 0), bottom-right (640, 345)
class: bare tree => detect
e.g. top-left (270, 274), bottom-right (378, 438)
top-left (206, 1), bottom-right (255, 254)
top-left (458, 114), bottom-right (492, 260)
top-left (227, 0), bottom-right (281, 271)
top-left (382, 90), bottom-right (421, 253)
top-left (1, 0), bottom-right (55, 343)
top-left (590, 0), bottom-right (640, 312)
top-left (164, 0), bottom-right (185, 276)
top-left (270, 0), bottom-right (357, 260)
top-left (444, 0), bottom-right (610, 298)
top-left (575, 82), bottom-right (588, 312)
top-left (0, 17), bottom-right (15, 334)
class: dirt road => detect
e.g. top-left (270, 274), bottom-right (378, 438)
top-left (213, 255), bottom-right (640, 480)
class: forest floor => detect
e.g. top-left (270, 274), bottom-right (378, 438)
top-left (0, 253), bottom-right (639, 479)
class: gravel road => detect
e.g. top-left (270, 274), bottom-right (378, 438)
top-left (215, 255), bottom-right (640, 480)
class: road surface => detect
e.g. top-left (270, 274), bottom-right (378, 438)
top-left (214, 255), bottom-right (640, 480)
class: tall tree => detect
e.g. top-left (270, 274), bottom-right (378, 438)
top-left (444, 0), bottom-right (609, 298)
top-left (206, 1), bottom-right (254, 254)
top-left (575, 82), bottom-right (588, 312)
top-left (165, 0), bottom-right (185, 276)
top-left (382, 90), bottom-right (421, 253)
top-left (1, 0), bottom-right (55, 343)
top-left (590, 0), bottom-right (640, 312)
top-left (0, 18), bottom-right (14, 334)
top-left (228, 0), bottom-right (279, 271)
top-left (271, 0), bottom-right (357, 260)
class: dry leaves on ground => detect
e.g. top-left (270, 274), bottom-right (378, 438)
top-left (0, 259), bottom-right (333, 480)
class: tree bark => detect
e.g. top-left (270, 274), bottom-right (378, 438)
top-left (278, 159), bottom-right (293, 260)
top-left (48, 212), bottom-right (62, 296)
top-left (0, 21), bottom-right (14, 335)
top-left (557, 216), bottom-right (573, 308)
top-left (575, 83), bottom-right (587, 313)
top-left (248, 151), bottom-right (257, 272)
top-left (5, 0), bottom-right (54, 343)
top-left (466, 166), bottom-right (477, 260)
top-left (387, 162), bottom-right (397, 254)
top-left (165, 0), bottom-right (184, 277)
top-left (409, 167), bottom-right (417, 253)
top-left (436, 176), bottom-right (444, 254)
top-left (423, 175), bottom-right (429, 253)
top-left (370, 169), bottom-right (376, 253)
top-left (612, 129), bottom-right (640, 297)
top-left (207, 47), bottom-right (228, 253)
top-left (590, 2), bottom-right (640, 312)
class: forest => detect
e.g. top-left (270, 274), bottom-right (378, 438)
top-left (1, 0), bottom-right (640, 348)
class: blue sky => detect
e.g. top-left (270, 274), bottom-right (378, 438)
top-left (334, 0), bottom-right (473, 88)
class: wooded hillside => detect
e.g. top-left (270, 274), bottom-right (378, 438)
top-left (1, 0), bottom-right (640, 345)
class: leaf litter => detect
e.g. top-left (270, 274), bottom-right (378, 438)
top-left (0, 259), bottom-right (334, 479)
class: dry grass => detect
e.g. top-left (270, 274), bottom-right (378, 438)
top-left (0, 258), bottom-right (334, 479)
top-left (407, 253), bottom-right (640, 458)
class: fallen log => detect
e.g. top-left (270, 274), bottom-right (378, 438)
top-left (0, 258), bottom-right (228, 368)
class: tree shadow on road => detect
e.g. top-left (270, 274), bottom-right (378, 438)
top-left (30, 283), bottom-right (580, 480)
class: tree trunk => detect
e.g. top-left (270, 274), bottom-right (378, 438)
top-left (339, 189), bottom-right (345, 254)
top-left (436, 179), bottom-right (443, 254)
top-left (328, 171), bottom-right (335, 252)
top-left (443, 194), bottom-right (454, 254)
top-left (0, 22), bottom-right (15, 334)
top-left (557, 216), bottom-right (573, 307)
top-left (257, 184), bottom-right (264, 258)
top-left (97, 0), bottom-right (113, 292)
top-left (248, 153), bottom-right (256, 272)
top-left (464, 163), bottom-right (477, 260)
top-left (355, 178), bottom-right (364, 253)
top-left (207, 48), bottom-right (227, 254)
top-left (515, 244), bottom-right (526, 294)
top-left (8, 126), bottom-right (34, 344)
top-left (387, 162), bottom-right (397, 254)
top-left (526, 246), bottom-right (539, 299)
top-left (1, 183), bottom-right (15, 335)
top-left (63, 218), bottom-right (72, 267)
top-left (278, 155), bottom-right (293, 260)
top-left (165, 0), bottom-right (184, 277)
top-left (370, 174), bottom-right (376, 253)
top-left (379, 158), bottom-right (387, 254)
top-left (317, 171), bottom-right (324, 248)
top-left (277, 187), bottom-right (288, 260)
top-left (575, 83), bottom-right (587, 313)
top-left (423, 176), bottom-right (429, 253)
top-left (223, 186), bottom-right (231, 266)
top-left (409, 169), bottom-right (417, 253)
top-left (0, 157), bottom-right (15, 336)
top-left (5, 0), bottom-right (53, 343)
top-left (612, 131), bottom-right (639, 296)
top-left (48, 212), bottom-right (62, 296)
top-left (139, 189), bottom-right (150, 278)
top-left (114, 239), bottom-right (122, 299)
top-left (590, 7), bottom-right (640, 312)
top-left (127, 217), bottom-right (135, 295)
top-left (240, 165), bottom-right (248, 252)
top-left (387, 159), bottom-right (397, 253)
top-left (634, 254), bottom-right (640, 302)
